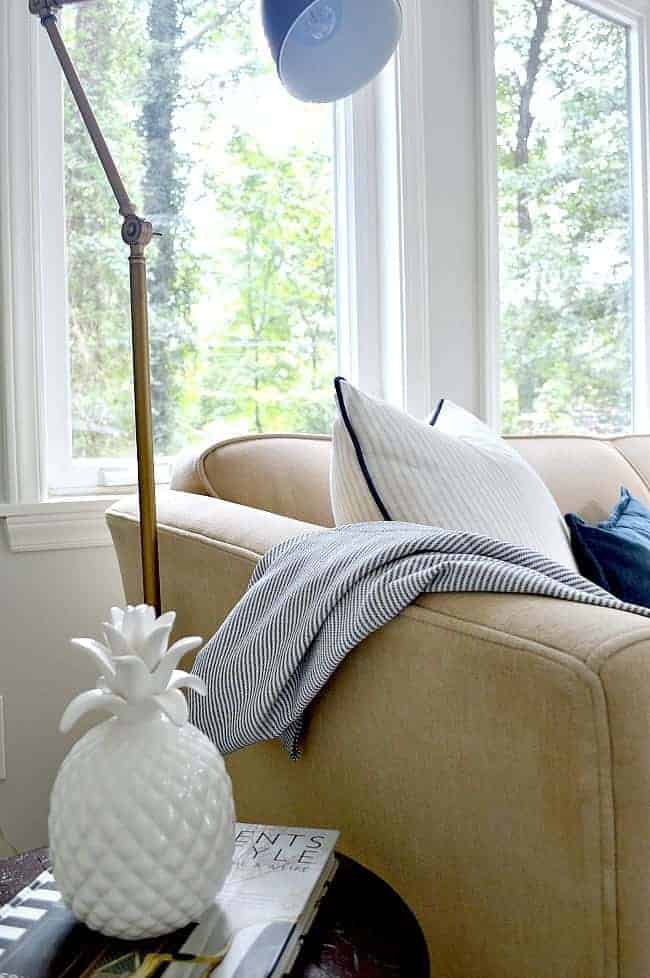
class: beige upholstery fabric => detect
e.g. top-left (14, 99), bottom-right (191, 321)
top-left (174, 431), bottom-right (650, 528)
top-left (195, 434), bottom-right (333, 526)
top-left (108, 431), bottom-right (650, 978)
top-left (510, 435), bottom-right (650, 523)
top-left (611, 434), bottom-right (650, 490)
top-left (169, 448), bottom-right (211, 496)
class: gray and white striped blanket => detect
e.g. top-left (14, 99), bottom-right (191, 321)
top-left (189, 522), bottom-right (650, 759)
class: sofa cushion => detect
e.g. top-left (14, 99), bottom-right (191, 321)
top-left (330, 377), bottom-right (578, 569)
top-left (567, 489), bottom-right (650, 606)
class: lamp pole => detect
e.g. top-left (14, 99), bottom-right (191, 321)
top-left (30, 0), bottom-right (161, 614)
top-left (30, 0), bottom-right (401, 619)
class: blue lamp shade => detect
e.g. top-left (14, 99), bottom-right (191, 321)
top-left (262, 0), bottom-right (403, 103)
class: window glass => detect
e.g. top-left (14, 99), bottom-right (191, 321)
top-left (494, 0), bottom-right (634, 435)
top-left (63, 0), bottom-right (336, 460)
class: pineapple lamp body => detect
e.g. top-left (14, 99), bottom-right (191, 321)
top-left (49, 606), bottom-right (235, 940)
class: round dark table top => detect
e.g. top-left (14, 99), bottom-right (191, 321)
top-left (0, 848), bottom-right (429, 978)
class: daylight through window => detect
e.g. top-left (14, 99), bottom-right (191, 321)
top-left (62, 0), bottom-right (337, 465)
top-left (494, 0), bottom-right (635, 435)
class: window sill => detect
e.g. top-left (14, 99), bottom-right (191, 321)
top-left (0, 496), bottom-right (121, 553)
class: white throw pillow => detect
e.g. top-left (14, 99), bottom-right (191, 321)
top-left (330, 378), bottom-right (577, 570)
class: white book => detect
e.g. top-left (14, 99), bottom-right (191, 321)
top-left (0, 823), bottom-right (338, 978)
top-left (166, 823), bottom-right (339, 978)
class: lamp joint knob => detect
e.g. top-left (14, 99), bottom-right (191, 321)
top-left (121, 215), bottom-right (154, 248)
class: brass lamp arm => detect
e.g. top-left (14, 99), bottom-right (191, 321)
top-left (30, 0), bottom-right (161, 612)
top-left (30, 0), bottom-right (136, 219)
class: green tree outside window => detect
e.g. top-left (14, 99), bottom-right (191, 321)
top-left (63, 0), bottom-right (335, 461)
top-left (495, 0), bottom-right (633, 435)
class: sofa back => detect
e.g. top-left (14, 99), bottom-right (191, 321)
top-left (173, 432), bottom-right (650, 527)
top-left (511, 435), bottom-right (650, 523)
top-left (174, 434), bottom-right (335, 525)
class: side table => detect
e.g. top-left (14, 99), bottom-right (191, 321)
top-left (0, 849), bottom-right (430, 978)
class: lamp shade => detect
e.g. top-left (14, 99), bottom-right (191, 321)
top-left (262, 0), bottom-right (402, 103)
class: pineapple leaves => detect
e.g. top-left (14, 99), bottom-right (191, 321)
top-left (139, 621), bottom-right (176, 670)
top-left (154, 637), bottom-right (203, 688)
top-left (102, 623), bottom-right (129, 657)
top-left (64, 607), bottom-right (203, 731)
top-left (60, 690), bottom-right (129, 733)
top-left (168, 671), bottom-right (207, 697)
top-left (153, 689), bottom-right (189, 726)
top-left (157, 611), bottom-right (177, 631)
top-left (70, 639), bottom-right (116, 678)
top-left (106, 656), bottom-right (152, 699)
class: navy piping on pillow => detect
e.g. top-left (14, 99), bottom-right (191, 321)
top-left (429, 398), bottom-right (445, 427)
top-left (334, 376), bottom-right (392, 521)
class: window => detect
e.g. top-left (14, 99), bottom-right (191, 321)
top-left (489, 0), bottom-right (649, 436)
top-left (0, 0), bottom-right (429, 505)
top-left (56, 0), bottom-right (337, 488)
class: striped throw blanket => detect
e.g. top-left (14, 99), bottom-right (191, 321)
top-left (189, 522), bottom-right (650, 759)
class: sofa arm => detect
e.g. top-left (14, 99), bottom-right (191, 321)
top-left (107, 491), bottom-right (650, 977)
top-left (224, 589), bottom-right (650, 978)
top-left (108, 488), bottom-right (650, 671)
top-left (106, 490), bottom-right (322, 645)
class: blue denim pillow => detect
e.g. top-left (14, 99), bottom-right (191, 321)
top-left (566, 488), bottom-right (650, 607)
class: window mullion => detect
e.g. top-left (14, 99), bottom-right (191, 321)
top-left (394, 0), bottom-right (432, 418)
top-left (0, 1), bottom-right (48, 505)
top-left (335, 31), bottom-right (430, 413)
top-left (629, 16), bottom-right (650, 430)
top-left (475, 0), bottom-right (502, 430)
top-left (39, 26), bottom-right (76, 493)
top-left (335, 87), bottom-right (384, 399)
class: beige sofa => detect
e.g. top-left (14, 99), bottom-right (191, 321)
top-left (108, 432), bottom-right (650, 978)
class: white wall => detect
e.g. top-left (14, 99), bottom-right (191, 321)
top-left (0, 531), bottom-right (124, 852)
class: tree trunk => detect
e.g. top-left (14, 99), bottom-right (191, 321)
top-left (514, 0), bottom-right (552, 241)
top-left (514, 0), bottom-right (552, 417)
top-left (140, 0), bottom-right (186, 454)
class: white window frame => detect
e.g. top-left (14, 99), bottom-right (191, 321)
top-left (337, 0), bottom-right (431, 418)
top-left (0, 0), bottom-right (48, 506)
top-left (476, 0), bottom-right (650, 433)
top-left (0, 0), bottom-right (431, 503)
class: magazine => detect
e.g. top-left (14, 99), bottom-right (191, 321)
top-left (0, 823), bottom-right (338, 978)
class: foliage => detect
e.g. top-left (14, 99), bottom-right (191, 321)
top-left (61, 0), bottom-right (636, 472)
top-left (199, 133), bottom-right (335, 435)
top-left (63, 0), bottom-right (146, 457)
top-left (495, 0), bottom-right (633, 435)
top-left (63, 0), bottom-right (335, 464)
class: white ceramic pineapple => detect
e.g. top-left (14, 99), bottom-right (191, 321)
top-left (49, 605), bottom-right (235, 940)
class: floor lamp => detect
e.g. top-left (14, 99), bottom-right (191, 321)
top-left (30, 0), bottom-right (402, 615)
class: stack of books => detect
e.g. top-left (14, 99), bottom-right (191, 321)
top-left (0, 823), bottom-right (338, 978)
